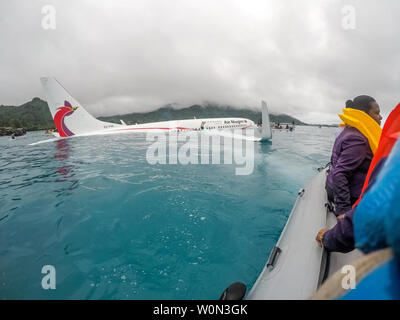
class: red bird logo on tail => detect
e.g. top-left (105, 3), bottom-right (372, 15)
top-left (54, 100), bottom-right (79, 137)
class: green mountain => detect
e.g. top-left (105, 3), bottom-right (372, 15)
top-left (0, 98), bottom-right (53, 130)
top-left (0, 99), bottom-right (307, 131)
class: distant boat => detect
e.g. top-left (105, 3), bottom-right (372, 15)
top-left (272, 122), bottom-right (294, 131)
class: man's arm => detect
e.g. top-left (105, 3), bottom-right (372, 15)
top-left (317, 155), bottom-right (386, 253)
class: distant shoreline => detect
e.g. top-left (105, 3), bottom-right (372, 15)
top-left (1, 97), bottom-right (339, 131)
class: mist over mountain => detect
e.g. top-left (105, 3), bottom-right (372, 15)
top-left (98, 103), bottom-right (307, 126)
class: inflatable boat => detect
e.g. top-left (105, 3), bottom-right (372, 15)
top-left (245, 167), bottom-right (363, 300)
top-left (219, 105), bottom-right (400, 300)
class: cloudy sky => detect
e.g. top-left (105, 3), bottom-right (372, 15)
top-left (0, 0), bottom-right (399, 124)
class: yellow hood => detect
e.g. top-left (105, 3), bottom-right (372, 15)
top-left (339, 108), bottom-right (382, 154)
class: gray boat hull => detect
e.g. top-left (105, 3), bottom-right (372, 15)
top-left (247, 168), bottom-right (362, 300)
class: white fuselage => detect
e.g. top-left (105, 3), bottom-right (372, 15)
top-left (73, 117), bottom-right (255, 137)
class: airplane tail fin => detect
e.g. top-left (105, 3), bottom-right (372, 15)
top-left (40, 77), bottom-right (120, 137)
top-left (259, 100), bottom-right (272, 141)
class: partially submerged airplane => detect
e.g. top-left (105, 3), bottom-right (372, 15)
top-left (31, 77), bottom-right (272, 145)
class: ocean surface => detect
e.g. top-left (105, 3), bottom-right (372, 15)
top-left (0, 126), bottom-right (337, 299)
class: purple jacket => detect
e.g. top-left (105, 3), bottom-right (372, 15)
top-left (326, 126), bottom-right (373, 215)
top-left (322, 157), bottom-right (386, 253)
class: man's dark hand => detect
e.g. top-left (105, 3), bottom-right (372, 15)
top-left (316, 228), bottom-right (329, 247)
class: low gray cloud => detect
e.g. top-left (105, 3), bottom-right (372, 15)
top-left (0, 0), bottom-right (399, 124)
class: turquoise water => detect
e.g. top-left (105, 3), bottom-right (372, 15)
top-left (0, 127), bottom-right (336, 299)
